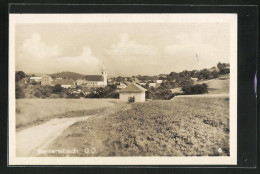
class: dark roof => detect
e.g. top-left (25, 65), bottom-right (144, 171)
top-left (119, 83), bottom-right (147, 93)
top-left (85, 75), bottom-right (104, 81)
top-left (52, 79), bottom-right (75, 85)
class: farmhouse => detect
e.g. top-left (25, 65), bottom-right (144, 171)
top-left (29, 77), bottom-right (42, 84)
top-left (119, 83), bottom-right (147, 102)
top-left (52, 79), bottom-right (75, 88)
top-left (149, 83), bottom-right (161, 88)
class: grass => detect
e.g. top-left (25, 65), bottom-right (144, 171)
top-left (198, 74), bottom-right (229, 94)
top-left (16, 98), bottom-right (121, 130)
top-left (43, 96), bottom-right (229, 157)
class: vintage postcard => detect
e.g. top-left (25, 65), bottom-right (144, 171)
top-left (9, 13), bottom-right (237, 165)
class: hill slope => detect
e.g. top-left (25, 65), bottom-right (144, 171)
top-left (50, 71), bottom-right (85, 79)
top-left (45, 97), bottom-right (229, 157)
top-left (197, 74), bottom-right (229, 94)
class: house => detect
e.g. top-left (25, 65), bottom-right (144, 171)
top-left (119, 83), bottom-right (147, 102)
top-left (29, 77), bottom-right (42, 84)
top-left (117, 82), bottom-right (127, 89)
top-left (171, 87), bottom-right (183, 94)
top-left (149, 83), bottom-right (161, 88)
top-left (84, 64), bottom-right (108, 87)
top-left (76, 79), bottom-right (86, 86)
top-left (153, 80), bottom-right (163, 83)
top-left (191, 78), bottom-right (198, 81)
top-left (52, 79), bottom-right (75, 88)
top-left (41, 74), bottom-right (53, 86)
top-left (138, 82), bottom-right (147, 86)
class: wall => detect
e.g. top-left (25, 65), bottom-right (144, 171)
top-left (119, 92), bottom-right (145, 102)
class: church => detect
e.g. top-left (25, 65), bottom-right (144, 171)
top-left (76, 64), bottom-right (107, 87)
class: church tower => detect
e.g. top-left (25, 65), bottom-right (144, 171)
top-left (102, 63), bottom-right (107, 86)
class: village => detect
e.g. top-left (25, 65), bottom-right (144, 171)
top-left (16, 62), bottom-right (230, 102)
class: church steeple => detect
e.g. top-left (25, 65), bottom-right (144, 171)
top-left (101, 63), bottom-right (107, 86)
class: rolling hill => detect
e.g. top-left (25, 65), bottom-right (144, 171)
top-left (50, 71), bottom-right (86, 79)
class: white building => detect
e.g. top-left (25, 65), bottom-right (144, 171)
top-left (41, 74), bottom-right (53, 86)
top-left (29, 77), bottom-right (42, 83)
top-left (119, 83), bottom-right (147, 102)
top-left (117, 82), bottom-right (127, 89)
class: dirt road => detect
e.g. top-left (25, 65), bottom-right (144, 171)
top-left (16, 115), bottom-right (95, 157)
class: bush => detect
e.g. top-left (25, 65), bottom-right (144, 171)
top-left (15, 84), bottom-right (24, 99)
top-left (15, 71), bottom-right (26, 82)
top-left (128, 96), bottom-right (135, 103)
top-left (106, 92), bottom-right (119, 99)
top-left (182, 83), bottom-right (208, 95)
top-left (219, 68), bottom-right (230, 75)
top-left (34, 90), bottom-right (42, 98)
top-left (53, 84), bottom-right (62, 93)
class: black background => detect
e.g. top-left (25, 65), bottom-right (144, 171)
top-left (0, 1), bottom-right (258, 174)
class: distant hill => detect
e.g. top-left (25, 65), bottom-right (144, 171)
top-left (50, 72), bottom-right (86, 79)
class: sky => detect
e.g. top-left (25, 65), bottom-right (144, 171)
top-left (15, 22), bottom-right (230, 77)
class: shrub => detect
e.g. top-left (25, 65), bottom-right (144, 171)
top-left (219, 68), bottom-right (230, 75)
top-left (15, 84), bottom-right (24, 99)
top-left (106, 92), bottom-right (119, 99)
top-left (182, 83), bottom-right (208, 95)
top-left (34, 90), bottom-right (42, 98)
top-left (53, 84), bottom-right (62, 93)
top-left (128, 96), bottom-right (135, 103)
top-left (15, 71), bottom-right (26, 82)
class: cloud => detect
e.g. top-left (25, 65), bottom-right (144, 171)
top-left (163, 32), bottom-right (223, 70)
top-left (56, 46), bottom-right (100, 66)
top-left (111, 33), bottom-right (157, 56)
top-left (105, 33), bottom-right (161, 75)
top-left (18, 33), bottom-right (62, 60)
top-left (16, 33), bottom-right (101, 74)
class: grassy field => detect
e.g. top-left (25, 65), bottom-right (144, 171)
top-left (16, 99), bottom-right (121, 130)
top-left (198, 74), bottom-right (229, 94)
top-left (44, 96), bottom-right (229, 157)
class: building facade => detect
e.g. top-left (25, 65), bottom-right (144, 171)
top-left (83, 64), bottom-right (108, 87)
top-left (119, 83), bottom-right (147, 102)
top-left (41, 75), bottom-right (53, 86)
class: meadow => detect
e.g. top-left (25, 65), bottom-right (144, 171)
top-left (44, 96), bottom-right (229, 157)
top-left (16, 98), bottom-right (121, 130)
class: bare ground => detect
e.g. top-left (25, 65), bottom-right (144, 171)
top-left (16, 115), bottom-right (95, 157)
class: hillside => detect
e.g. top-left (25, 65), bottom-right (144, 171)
top-left (50, 71), bottom-right (85, 79)
top-left (45, 97), bottom-right (229, 157)
top-left (197, 74), bottom-right (229, 94)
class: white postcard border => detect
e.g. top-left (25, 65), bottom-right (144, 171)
top-left (9, 13), bottom-right (237, 165)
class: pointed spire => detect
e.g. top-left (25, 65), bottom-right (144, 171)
top-left (102, 61), bottom-right (105, 71)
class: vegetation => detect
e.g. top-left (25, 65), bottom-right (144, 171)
top-left (16, 99), bottom-right (121, 130)
top-left (128, 96), bottom-right (135, 103)
top-left (86, 84), bottom-right (118, 98)
top-left (182, 83), bottom-right (208, 95)
top-left (45, 97), bottom-right (229, 157)
top-left (50, 71), bottom-right (85, 80)
top-left (146, 87), bottom-right (174, 100)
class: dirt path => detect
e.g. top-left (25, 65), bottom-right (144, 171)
top-left (16, 115), bottom-right (95, 157)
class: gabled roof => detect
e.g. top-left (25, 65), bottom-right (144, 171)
top-left (119, 83), bottom-right (147, 93)
top-left (85, 75), bottom-right (104, 81)
top-left (52, 79), bottom-right (75, 85)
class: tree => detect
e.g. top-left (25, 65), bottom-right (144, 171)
top-left (15, 83), bottom-right (24, 98)
top-left (53, 84), bottom-right (63, 93)
top-left (182, 83), bottom-right (208, 95)
top-left (15, 71), bottom-right (26, 82)
top-left (211, 70), bottom-right (219, 78)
